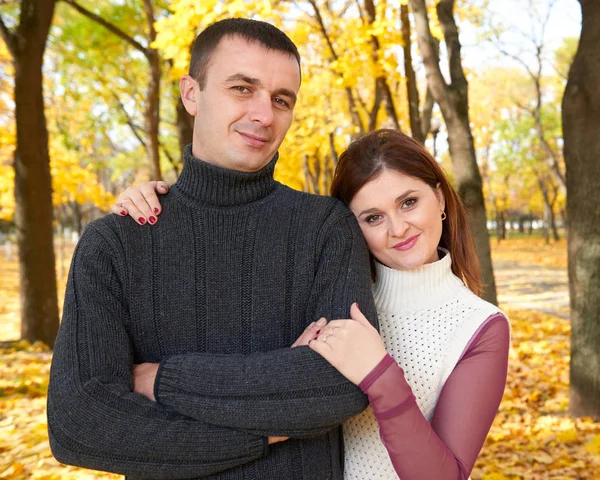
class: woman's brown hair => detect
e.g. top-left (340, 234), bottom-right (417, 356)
top-left (330, 129), bottom-right (482, 296)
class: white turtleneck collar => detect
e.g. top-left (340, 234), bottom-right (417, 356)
top-left (372, 248), bottom-right (470, 312)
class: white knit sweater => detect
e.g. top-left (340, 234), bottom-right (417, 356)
top-left (343, 249), bottom-right (502, 479)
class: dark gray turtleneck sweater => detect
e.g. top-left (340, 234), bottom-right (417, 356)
top-left (47, 146), bottom-right (378, 480)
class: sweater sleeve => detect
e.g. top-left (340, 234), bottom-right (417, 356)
top-left (47, 225), bottom-right (266, 479)
top-left (154, 208), bottom-right (377, 436)
top-left (358, 313), bottom-right (509, 480)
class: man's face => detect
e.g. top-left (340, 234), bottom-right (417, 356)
top-left (181, 35), bottom-right (301, 172)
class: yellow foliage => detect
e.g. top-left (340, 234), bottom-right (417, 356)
top-left (49, 138), bottom-right (114, 211)
top-left (586, 435), bottom-right (600, 456)
top-left (0, 163), bottom-right (15, 221)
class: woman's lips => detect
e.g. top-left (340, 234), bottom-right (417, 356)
top-left (393, 235), bottom-right (419, 251)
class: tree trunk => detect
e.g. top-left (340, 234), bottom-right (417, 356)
top-left (71, 201), bottom-right (83, 236)
top-left (409, 0), bottom-right (498, 304)
top-left (1, 1), bottom-right (60, 347)
top-left (362, 0), bottom-right (400, 130)
top-left (549, 205), bottom-right (559, 242)
top-left (143, 0), bottom-right (161, 180)
top-left (401, 3), bottom-right (424, 142)
top-left (562, 0), bottom-right (600, 419)
top-left (542, 203), bottom-right (550, 245)
top-left (146, 47), bottom-right (161, 180)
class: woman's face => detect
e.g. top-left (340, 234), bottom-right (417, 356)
top-left (349, 169), bottom-right (445, 271)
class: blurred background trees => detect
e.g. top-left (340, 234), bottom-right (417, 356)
top-left (1, 0), bottom-right (598, 418)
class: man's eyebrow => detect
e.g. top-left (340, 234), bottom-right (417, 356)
top-left (274, 88), bottom-right (297, 104)
top-left (357, 189), bottom-right (418, 217)
top-left (225, 73), bottom-right (297, 104)
top-left (225, 73), bottom-right (261, 85)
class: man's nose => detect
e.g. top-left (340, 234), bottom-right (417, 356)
top-left (248, 94), bottom-right (274, 126)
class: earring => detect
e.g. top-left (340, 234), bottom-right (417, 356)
top-left (441, 211), bottom-right (447, 221)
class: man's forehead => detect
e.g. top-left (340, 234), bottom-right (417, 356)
top-left (212, 35), bottom-right (300, 70)
top-left (209, 36), bottom-right (301, 88)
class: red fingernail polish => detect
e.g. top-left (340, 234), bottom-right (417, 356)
top-left (313, 336), bottom-right (318, 340)
top-left (154, 208), bottom-right (159, 214)
top-left (316, 330), bottom-right (321, 335)
top-left (120, 210), bottom-right (127, 216)
top-left (149, 216), bottom-right (156, 224)
top-left (139, 217), bottom-right (146, 224)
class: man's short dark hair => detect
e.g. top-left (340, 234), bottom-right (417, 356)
top-left (189, 18), bottom-right (301, 89)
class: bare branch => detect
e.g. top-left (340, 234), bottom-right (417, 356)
top-left (112, 92), bottom-right (146, 148)
top-left (142, 0), bottom-right (156, 44)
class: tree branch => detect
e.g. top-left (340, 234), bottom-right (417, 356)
top-left (0, 14), bottom-right (17, 57)
top-left (112, 92), bottom-right (146, 148)
top-left (63, 0), bottom-right (148, 56)
top-left (142, 0), bottom-right (156, 44)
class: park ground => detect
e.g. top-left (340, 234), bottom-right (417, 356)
top-left (0, 236), bottom-right (599, 479)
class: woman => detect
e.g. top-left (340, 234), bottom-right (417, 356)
top-left (111, 129), bottom-right (510, 479)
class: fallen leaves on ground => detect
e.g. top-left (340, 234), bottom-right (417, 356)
top-left (472, 308), bottom-right (600, 479)
top-left (1, 237), bottom-right (598, 479)
top-left (491, 236), bottom-right (567, 269)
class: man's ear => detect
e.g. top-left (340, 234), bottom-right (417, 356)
top-left (436, 182), bottom-right (446, 212)
top-left (180, 75), bottom-right (198, 116)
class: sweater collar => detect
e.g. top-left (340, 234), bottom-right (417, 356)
top-left (174, 144), bottom-right (279, 207)
top-left (372, 248), bottom-right (468, 312)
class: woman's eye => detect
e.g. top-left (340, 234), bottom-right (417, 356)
top-left (402, 198), bottom-right (417, 209)
top-left (365, 214), bottom-right (383, 224)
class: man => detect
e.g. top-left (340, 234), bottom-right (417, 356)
top-left (47, 18), bottom-right (377, 480)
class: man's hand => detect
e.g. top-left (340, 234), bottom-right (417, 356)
top-left (132, 363), bottom-right (159, 401)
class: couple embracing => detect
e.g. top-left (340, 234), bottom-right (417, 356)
top-left (48, 18), bottom-right (509, 480)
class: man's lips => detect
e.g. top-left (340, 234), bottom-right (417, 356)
top-left (393, 235), bottom-right (419, 251)
top-left (237, 131), bottom-right (269, 147)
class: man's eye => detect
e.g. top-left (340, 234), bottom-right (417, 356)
top-left (273, 97), bottom-right (291, 108)
top-left (232, 86), bottom-right (250, 93)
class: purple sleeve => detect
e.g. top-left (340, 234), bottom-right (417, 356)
top-left (359, 313), bottom-right (509, 480)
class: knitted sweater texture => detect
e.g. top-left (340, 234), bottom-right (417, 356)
top-left (47, 146), bottom-right (378, 480)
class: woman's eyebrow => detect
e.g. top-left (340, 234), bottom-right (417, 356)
top-left (357, 190), bottom-right (418, 217)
